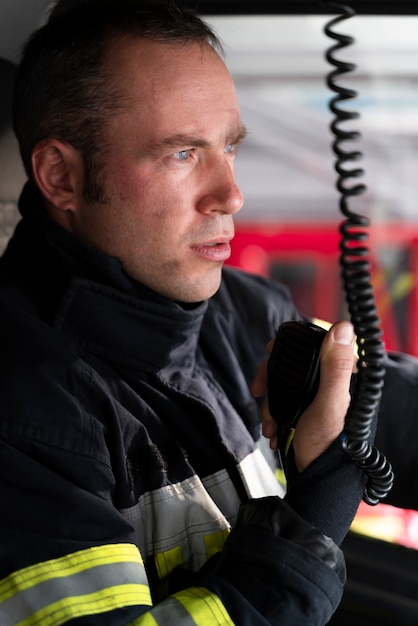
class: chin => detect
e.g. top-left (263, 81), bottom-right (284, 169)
top-left (175, 274), bottom-right (222, 304)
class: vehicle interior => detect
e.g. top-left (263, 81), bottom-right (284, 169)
top-left (1, 1), bottom-right (418, 623)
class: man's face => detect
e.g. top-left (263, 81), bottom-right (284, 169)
top-left (71, 38), bottom-right (245, 302)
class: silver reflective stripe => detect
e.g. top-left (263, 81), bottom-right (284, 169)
top-left (143, 596), bottom-right (197, 626)
top-left (121, 474), bottom-right (231, 571)
top-left (131, 588), bottom-right (235, 626)
top-left (201, 468), bottom-right (242, 525)
top-left (0, 543), bottom-right (151, 626)
top-left (238, 447), bottom-right (286, 499)
top-left (202, 448), bottom-right (285, 526)
top-left (121, 448), bottom-right (284, 574)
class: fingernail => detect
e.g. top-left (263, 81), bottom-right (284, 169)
top-left (334, 323), bottom-right (354, 345)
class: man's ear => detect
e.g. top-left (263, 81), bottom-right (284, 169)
top-left (31, 139), bottom-right (83, 218)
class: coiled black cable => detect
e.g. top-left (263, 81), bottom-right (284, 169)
top-left (322, 1), bottom-right (394, 504)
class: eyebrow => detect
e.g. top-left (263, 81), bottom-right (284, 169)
top-left (145, 124), bottom-right (248, 156)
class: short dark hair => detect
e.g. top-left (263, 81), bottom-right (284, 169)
top-left (13, 0), bottom-right (223, 201)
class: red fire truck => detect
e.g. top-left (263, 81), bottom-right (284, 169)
top-left (228, 220), bottom-right (418, 356)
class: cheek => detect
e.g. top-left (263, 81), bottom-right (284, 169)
top-left (109, 165), bottom-right (195, 239)
top-left (116, 167), bottom-right (160, 207)
top-left (111, 171), bottom-right (148, 205)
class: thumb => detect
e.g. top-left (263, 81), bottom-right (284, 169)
top-left (293, 321), bottom-right (355, 472)
top-left (319, 321), bottom-right (356, 403)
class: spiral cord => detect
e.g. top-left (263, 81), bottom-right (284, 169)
top-left (322, 2), bottom-right (394, 504)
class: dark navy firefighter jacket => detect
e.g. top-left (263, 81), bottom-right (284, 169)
top-left (0, 182), bottom-right (417, 625)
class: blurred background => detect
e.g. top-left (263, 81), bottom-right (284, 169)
top-left (208, 14), bottom-right (418, 358)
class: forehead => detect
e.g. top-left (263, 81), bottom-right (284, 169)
top-left (107, 34), bottom-right (229, 79)
top-left (105, 37), bottom-right (241, 132)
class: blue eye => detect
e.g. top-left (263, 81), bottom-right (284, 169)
top-left (172, 150), bottom-right (190, 160)
top-left (225, 144), bottom-right (235, 154)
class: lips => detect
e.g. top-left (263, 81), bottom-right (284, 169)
top-left (191, 237), bottom-right (233, 262)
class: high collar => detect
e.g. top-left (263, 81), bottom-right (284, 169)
top-left (16, 181), bottom-right (208, 371)
top-left (54, 277), bottom-right (207, 372)
top-left (18, 181), bottom-right (141, 295)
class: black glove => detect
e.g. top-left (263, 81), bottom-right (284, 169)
top-left (170, 496), bottom-right (346, 626)
top-left (284, 438), bottom-right (367, 546)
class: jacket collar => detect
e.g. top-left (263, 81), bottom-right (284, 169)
top-left (18, 182), bottom-right (208, 371)
top-left (54, 277), bottom-right (207, 371)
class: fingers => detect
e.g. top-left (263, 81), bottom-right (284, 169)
top-left (250, 357), bottom-right (268, 398)
top-left (261, 400), bottom-right (278, 445)
top-left (292, 321), bottom-right (355, 472)
top-left (250, 340), bottom-right (279, 445)
top-left (250, 339), bottom-right (274, 397)
top-left (251, 322), bottom-right (355, 464)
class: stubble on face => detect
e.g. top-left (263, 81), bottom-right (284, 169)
top-left (74, 38), bottom-right (245, 302)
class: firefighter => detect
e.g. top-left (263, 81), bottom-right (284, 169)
top-left (0, 1), bottom-right (374, 624)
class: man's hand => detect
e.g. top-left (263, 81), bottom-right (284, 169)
top-left (251, 321), bottom-right (355, 473)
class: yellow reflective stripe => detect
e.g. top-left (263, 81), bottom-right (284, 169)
top-left (284, 428), bottom-right (295, 457)
top-left (17, 584), bottom-right (151, 626)
top-left (275, 467), bottom-right (287, 488)
top-left (0, 543), bottom-right (152, 626)
top-left (0, 543), bottom-right (142, 602)
top-left (154, 545), bottom-right (183, 599)
top-left (129, 613), bottom-right (159, 626)
top-left (155, 545), bottom-right (183, 581)
top-left (204, 529), bottom-right (230, 560)
top-left (130, 597), bottom-right (196, 626)
top-left (174, 587), bottom-right (234, 626)
top-left (129, 587), bottom-right (234, 626)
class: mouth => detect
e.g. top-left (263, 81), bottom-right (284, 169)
top-left (191, 237), bottom-right (233, 262)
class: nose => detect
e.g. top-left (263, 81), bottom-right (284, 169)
top-left (197, 157), bottom-right (244, 215)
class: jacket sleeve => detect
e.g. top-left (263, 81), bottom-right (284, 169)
top-left (197, 496), bottom-right (346, 626)
top-left (0, 425), bottom-right (345, 626)
top-left (375, 351), bottom-right (418, 510)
